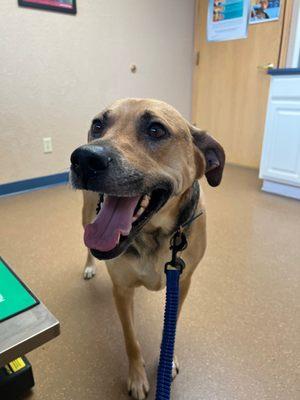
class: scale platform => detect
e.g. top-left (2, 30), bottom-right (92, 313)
top-left (0, 257), bottom-right (60, 368)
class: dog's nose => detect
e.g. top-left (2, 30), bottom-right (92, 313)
top-left (70, 145), bottom-right (112, 175)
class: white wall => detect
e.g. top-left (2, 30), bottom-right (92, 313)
top-left (0, 0), bottom-right (195, 184)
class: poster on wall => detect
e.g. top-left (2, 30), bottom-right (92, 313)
top-left (207, 0), bottom-right (251, 42)
top-left (18, 0), bottom-right (77, 14)
top-left (249, 0), bottom-right (281, 24)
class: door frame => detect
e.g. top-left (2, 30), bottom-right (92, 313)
top-left (286, 0), bottom-right (300, 67)
top-left (279, 0), bottom-right (296, 67)
top-left (192, 0), bottom-right (201, 125)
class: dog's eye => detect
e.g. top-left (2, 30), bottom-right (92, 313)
top-left (147, 123), bottom-right (167, 139)
top-left (91, 119), bottom-right (104, 138)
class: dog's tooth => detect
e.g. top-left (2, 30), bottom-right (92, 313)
top-left (136, 206), bottom-right (145, 217)
top-left (141, 195), bottom-right (150, 208)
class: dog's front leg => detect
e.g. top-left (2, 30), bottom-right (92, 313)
top-left (82, 190), bottom-right (98, 279)
top-left (113, 284), bottom-right (149, 400)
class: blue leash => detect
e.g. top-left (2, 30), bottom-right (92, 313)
top-left (155, 211), bottom-right (203, 400)
top-left (155, 267), bottom-right (182, 400)
top-left (155, 230), bottom-right (187, 400)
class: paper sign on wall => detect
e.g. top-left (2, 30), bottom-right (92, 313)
top-left (249, 0), bottom-right (281, 24)
top-left (207, 0), bottom-right (251, 42)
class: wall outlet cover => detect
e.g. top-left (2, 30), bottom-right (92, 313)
top-left (43, 137), bottom-right (53, 153)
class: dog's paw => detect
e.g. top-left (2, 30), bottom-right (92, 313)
top-left (83, 265), bottom-right (96, 280)
top-left (127, 361), bottom-right (149, 400)
top-left (172, 356), bottom-right (179, 381)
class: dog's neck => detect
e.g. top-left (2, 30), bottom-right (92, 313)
top-left (143, 181), bottom-right (200, 236)
top-left (126, 182), bottom-right (200, 259)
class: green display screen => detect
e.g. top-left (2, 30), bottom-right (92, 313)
top-left (0, 257), bottom-right (39, 322)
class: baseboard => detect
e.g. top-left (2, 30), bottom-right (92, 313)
top-left (0, 172), bottom-right (69, 197)
top-left (262, 180), bottom-right (300, 200)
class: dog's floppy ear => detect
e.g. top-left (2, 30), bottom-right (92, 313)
top-left (189, 124), bottom-right (225, 187)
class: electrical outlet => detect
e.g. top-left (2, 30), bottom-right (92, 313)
top-left (43, 137), bottom-right (53, 153)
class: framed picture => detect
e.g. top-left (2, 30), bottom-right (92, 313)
top-left (18, 0), bottom-right (77, 15)
top-left (207, 0), bottom-right (250, 42)
top-left (249, 0), bottom-right (281, 24)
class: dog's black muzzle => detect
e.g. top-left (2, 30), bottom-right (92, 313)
top-left (70, 144), bottom-right (146, 195)
top-left (71, 145), bottom-right (112, 179)
top-left (71, 144), bottom-right (115, 191)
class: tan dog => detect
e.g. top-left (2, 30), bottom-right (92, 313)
top-left (70, 98), bottom-right (225, 399)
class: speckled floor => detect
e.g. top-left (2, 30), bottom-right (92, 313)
top-left (0, 165), bottom-right (299, 400)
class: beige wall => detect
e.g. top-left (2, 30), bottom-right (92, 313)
top-left (0, 0), bottom-right (195, 184)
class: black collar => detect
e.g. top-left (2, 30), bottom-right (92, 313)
top-left (174, 181), bottom-right (200, 234)
top-left (166, 181), bottom-right (202, 272)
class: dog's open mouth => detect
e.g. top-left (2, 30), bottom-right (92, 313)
top-left (84, 188), bottom-right (171, 260)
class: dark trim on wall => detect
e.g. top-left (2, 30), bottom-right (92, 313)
top-left (0, 172), bottom-right (69, 197)
top-left (268, 68), bottom-right (300, 76)
top-left (18, 0), bottom-right (77, 15)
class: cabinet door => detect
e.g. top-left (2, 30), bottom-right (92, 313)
top-left (259, 76), bottom-right (300, 186)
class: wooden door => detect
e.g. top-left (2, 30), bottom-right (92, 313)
top-left (193, 0), bottom-right (292, 168)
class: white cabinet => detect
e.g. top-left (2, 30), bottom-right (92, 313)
top-left (259, 73), bottom-right (300, 200)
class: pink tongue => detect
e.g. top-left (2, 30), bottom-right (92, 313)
top-left (84, 195), bottom-right (140, 252)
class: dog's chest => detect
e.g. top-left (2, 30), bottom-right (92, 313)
top-left (132, 257), bottom-right (165, 291)
top-left (127, 230), bottom-right (171, 290)
top-left (107, 228), bottom-right (179, 291)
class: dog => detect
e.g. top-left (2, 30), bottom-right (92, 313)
top-left (70, 98), bottom-right (225, 399)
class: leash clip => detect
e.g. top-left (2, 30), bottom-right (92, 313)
top-left (164, 229), bottom-right (188, 273)
top-left (164, 257), bottom-right (185, 273)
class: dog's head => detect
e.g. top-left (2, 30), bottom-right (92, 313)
top-left (70, 98), bottom-right (225, 260)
